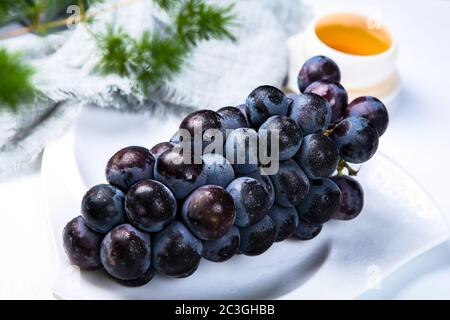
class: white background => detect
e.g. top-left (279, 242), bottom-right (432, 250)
top-left (1, 0), bottom-right (450, 299)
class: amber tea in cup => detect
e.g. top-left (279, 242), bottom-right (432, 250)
top-left (315, 13), bottom-right (392, 56)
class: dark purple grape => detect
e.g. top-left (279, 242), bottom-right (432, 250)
top-left (331, 116), bottom-right (379, 164)
top-left (217, 106), bottom-right (249, 130)
top-left (182, 185), bottom-right (236, 240)
top-left (202, 153), bottom-right (235, 188)
top-left (170, 131), bottom-right (181, 144)
top-left (270, 159), bottom-right (310, 208)
top-left (286, 93), bottom-right (295, 105)
top-left (297, 55), bottom-right (341, 92)
top-left (154, 149), bottom-right (207, 199)
top-left (81, 184), bottom-right (125, 233)
top-left (345, 96), bottom-right (389, 136)
top-left (258, 115), bottom-right (303, 161)
top-left (239, 215), bottom-right (276, 256)
top-left (152, 221), bottom-right (203, 278)
top-left (292, 216), bottom-right (322, 240)
top-left (100, 224), bottom-right (152, 281)
top-left (293, 134), bottom-right (339, 179)
top-left (286, 95), bottom-right (295, 113)
top-left (202, 227), bottom-right (240, 262)
top-left (115, 267), bottom-right (155, 287)
top-left (242, 169), bottom-right (275, 209)
top-left (268, 205), bottom-right (299, 242)
top-left (150, 142), bottom-right (174, 159)
top-left (288, 93), bottom-right (332, 134)
top-left (236, 104), bottom-right (250, 123)
top-left (226, 177), bottom-right (271, 227)
top-left (304, 81), bottom-right (348, 124)
top-left (224, 128), bottom-right (259, 174)
top-left (62, 216), bottom-right (102, 271)
top-left (106, 146), bottom-right (155, 192)
top-left (125, 179), bottom-right (177, 233)
top-left (297, 178), bottom-right (342, 224)
top-left (331, 175), bottom-right (364, 220)
top-left (179, 109), bottom-right (225, 150)
top-left (245, 85), bottom-right (289, 128)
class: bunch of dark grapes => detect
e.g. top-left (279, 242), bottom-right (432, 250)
top-left (62, 55), bottom-right (389, 286)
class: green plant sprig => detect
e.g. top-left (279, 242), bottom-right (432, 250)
top-left (0, 48), bottom-right (35, 112)
top-left (96, 0), bottom-right (236, 92)
top-left (0, 1), bottom-right (29, 25)
top-left (0, 1), bottom-right (103, 31)
top-left (175, 0), bottom-right (235, 46)
top-left (95, 27), bottom-right (187, 91)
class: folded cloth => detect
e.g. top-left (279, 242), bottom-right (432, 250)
top-left (0, 0), bottom-right (311, 179)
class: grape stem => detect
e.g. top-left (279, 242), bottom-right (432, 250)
top-left (323, 127), bottom-right (358, 176)
top-left (324, 123), bottom-right (336, 137)
top-left (337, 159), bottom-right (359, 176)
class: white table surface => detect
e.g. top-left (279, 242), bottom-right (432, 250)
top-left (1, 0), bottom-right (450, 299)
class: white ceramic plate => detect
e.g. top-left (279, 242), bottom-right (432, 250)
top-left (42, 106), bottom-right (449, 300)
